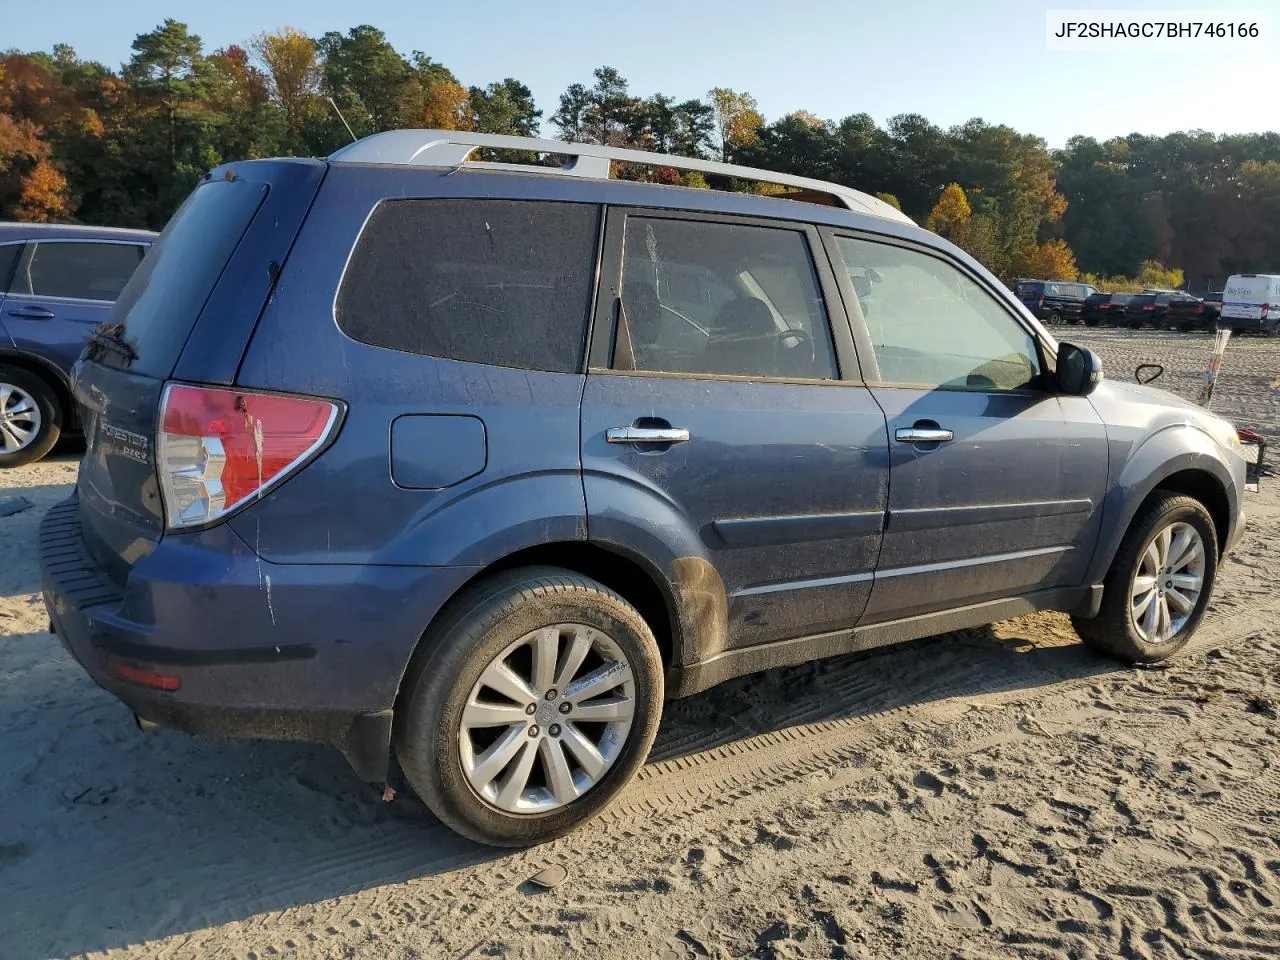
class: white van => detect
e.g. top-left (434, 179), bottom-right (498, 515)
top-left (1220, 274), bottom-right (1280, 334)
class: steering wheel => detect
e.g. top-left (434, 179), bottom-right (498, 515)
top-left (777, 326), bottom-right (816, 368)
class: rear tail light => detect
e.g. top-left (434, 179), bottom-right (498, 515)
top-left (158, 383), bottom-right (340, 530)
top-left (1263, 302), bottom-right (1271, 317)
top-left (1038, 296), bottom-right (1045, 306)
top-left (1142, 305), bottom-right (1155, 311)
top-left (1197, 304), bottom-right (1204, 313)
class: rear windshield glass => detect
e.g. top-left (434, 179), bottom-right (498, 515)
top-left (336, 199), bottom-right (601, 374)
top-left (91, 178), bottom-right (268, 377)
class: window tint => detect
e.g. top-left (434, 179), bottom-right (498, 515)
top-left (614, 217), bottom-right (837, 380)
top-left (25, 242), bottom-right (144, 301)
top-left (101, 178), bottom-right (267, 376)
top-left (337, 199), bottom-right (600, 374)
top-left (835, 236), bottom-right (1041, 391)
top-left (0, 244), bottom-right (22, 293)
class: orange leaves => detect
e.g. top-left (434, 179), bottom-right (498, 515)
top-left (422, 80), bottom-right (472, 131)
top-left (15, 159), bottom-right (70, 221)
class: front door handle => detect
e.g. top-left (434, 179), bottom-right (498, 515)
top-left (7, 305), bottom-right (56, 320)
top-left (895, 426), bottom-right (954, 444)
top-left (607, 426), bottom-right (691, 445)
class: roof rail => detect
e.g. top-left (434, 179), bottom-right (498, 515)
top-left (328, 129), bottom-right (914, 225)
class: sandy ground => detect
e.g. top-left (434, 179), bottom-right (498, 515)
top-left (1, 329), bottom-right (1278, 960)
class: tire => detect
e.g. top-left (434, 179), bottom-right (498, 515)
top-left (1049, 309), bottom-right (1062, 325)
top-left (0, 365), bottom-right (62, 468)
top-left (1071, 493), bottom-right (1218, 664)
top-left (394, 567), bottom-right (664, 847)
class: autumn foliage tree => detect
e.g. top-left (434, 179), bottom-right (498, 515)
top-left (2, 21), bottom-right (1280, 290)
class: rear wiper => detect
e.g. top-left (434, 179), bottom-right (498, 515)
top-left (85, 322), bottom-right (138, 364)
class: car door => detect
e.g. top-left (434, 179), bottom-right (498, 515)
top-left (580, 210), bottom-right (889, 651)
top-left (824, 231), bottom-right (1109, 623)
top-left (1, 240), bottom-right (148, 373)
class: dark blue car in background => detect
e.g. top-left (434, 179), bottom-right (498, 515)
top-left (0, 222), bottom-right (156, 466)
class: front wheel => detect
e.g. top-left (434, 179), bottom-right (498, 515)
top-left (1072, 493), bottom-right (1218, 663)
top-left (394, 567), bottom-right (664, 846)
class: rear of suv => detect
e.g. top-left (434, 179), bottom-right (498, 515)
top-left (0, 223), bottom-right (155, 465)
top-left (1014, 279), bottom-right (1097, 325)
top-left (41, 132), bottom-right (1248, 847)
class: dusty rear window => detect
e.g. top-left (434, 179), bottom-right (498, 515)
top-left (336, 199), bottom-right (601, 374)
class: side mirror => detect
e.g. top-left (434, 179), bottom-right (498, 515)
top-left (1056, 342), bottom-right (1103, 396)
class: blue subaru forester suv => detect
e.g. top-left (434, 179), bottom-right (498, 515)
top-left (0, 223), bottom-right (155, 466)
top-left (40, 131), bottom-right (1248, 846)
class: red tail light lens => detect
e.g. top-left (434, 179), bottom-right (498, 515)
top-left (1263, 302), bottom-right (1271, 317)
top-left (109, 657), bottom-right (181, 691)
top-left (1142, 305), bottom-right (1154, 311)
top-left (158, 384), bottom-right (340, 530)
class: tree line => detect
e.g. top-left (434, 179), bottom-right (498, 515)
top-left (3, 19), bottom-right (1278, 291)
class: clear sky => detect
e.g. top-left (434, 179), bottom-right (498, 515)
top-left (7, 0), bottom-right (1280, 147)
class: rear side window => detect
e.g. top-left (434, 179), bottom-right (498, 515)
top-left (337, 199), bottom-right (601, 374)
top-left (98, 178), bottom-right (268, 376)
top-left (23, 242), bottom-right (145, 301)
top-left (0, 244), bottom-right (21, 292)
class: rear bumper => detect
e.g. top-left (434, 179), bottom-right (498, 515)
top-left (40, 496), bottom-right (478, 781)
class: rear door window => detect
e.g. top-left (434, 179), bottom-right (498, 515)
top-left (612, 216), bottom-right (838, 380)
top-left (22, 241), bottom-right (145, 301)
top-left (337, 199), bottom-right (601, 374)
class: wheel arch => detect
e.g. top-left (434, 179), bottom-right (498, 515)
top-left (392, 539), bottom-right (699, 714)
top-left (1089, 446), bottom-right (1237, 586)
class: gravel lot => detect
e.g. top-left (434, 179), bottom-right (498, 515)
top-left (1, 328), bottom-right (1277, 960)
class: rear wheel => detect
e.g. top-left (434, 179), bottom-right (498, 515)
top-left (1072, 493), bottom-right (1218, 663)
top-left (0, 366), bottom-right (61, 468)
top-left (1048, 309), bottom-right (1063, 325)
top-left (394, 567), bottom-right (663, 846)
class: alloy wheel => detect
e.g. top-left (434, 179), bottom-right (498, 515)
top-left (458, 623), bottom-right (636, 814)
top-left (1130, 521), bottom-right (1206, 644)
top-left (0, 382), bottom-right (40, 454)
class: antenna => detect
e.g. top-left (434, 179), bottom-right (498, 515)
top-left (327, 97), bottom-right (358, 144)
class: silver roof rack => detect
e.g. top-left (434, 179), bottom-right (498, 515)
top-left (328, 129), bottom-right (913, 225)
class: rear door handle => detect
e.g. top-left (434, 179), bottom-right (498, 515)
top-left (895, 427), bottom-right (954, 444)
top-left (607, 426), bottom-right (690, 444)
top-left (7, 305), bottom-right (56, 320)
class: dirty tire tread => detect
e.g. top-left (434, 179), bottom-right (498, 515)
top-left (0, 364), bottom-right (62, 468)
top-left (1071, 492), bottom-right (1218, 663)
top-left (394, 566), bottom-right (663, 847)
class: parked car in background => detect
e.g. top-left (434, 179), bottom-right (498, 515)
top-left (1082, 291), bottom-right (1133, 326)
top-left (0, 223), bottom-right (156, 466)
top-left (1219, 274), bottom-right (1280, 335)
top-left (1121, 292), bottom-right (1175, 328)
top-left (40, 131), bottom-right (1248, 848)
top-left (1161, 293), bottom-right (1218, 332)
top-left (1014, 279), bottom-right (1099, 325)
